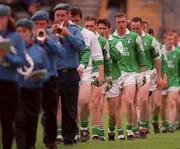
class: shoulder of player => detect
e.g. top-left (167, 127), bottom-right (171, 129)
top-left (98, 35), bottom-right (107, 42)
top-left (143, 33), bottom-right (154, 42)
top-left (108, 35), bottom-right (121, 44)
top-left (129, 31), bottom-right (140, 39)
top-left (81, 28), bottom-right (95, 36)
top-left (174, 46), bottom-right (180, 54)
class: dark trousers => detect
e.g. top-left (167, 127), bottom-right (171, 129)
top-left (42, 77), bottom-right (58, 144)
top-left (15, 88), bottom-right (41, 149)
top-left (56, 69), bottom-right (80, 142)
top-left (0, 80), bottom-right (19, 149)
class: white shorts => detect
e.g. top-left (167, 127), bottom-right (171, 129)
top-left (106, 79), bottom-right (120, 98)
top-left (80, 67), bottom-right (92, 84)
top-left (118, 71), bottom-right (137, 88)
top-left (149, 69), bottom-right (157, 91)
top-left (161, 86), bottom-right (180, 95)
top-left (136, 69), bottom-right (157, 91)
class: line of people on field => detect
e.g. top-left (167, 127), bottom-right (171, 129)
top-left (0, 2), bottom-right (180, 149)
top-left (56, 7), bottom-right (180, 143)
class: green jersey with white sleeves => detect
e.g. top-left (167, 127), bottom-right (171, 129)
top-left (112, 29), bottom-right (147, 72)
top-left (79, 27), bottom-right (104, 69)
top-left (92, 33), bottom-right (111, 80)
top-left (164, 46), bottom-right (180, 87)
top-left (141, 31), bottom-right (160, 70)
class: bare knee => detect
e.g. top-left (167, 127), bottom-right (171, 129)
top-left (126, 100), bottom-right (133, 110)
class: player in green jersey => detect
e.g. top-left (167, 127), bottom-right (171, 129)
top-left (172, 31), bottom-right (180, 130)
top-left (96, 18), bottom-right (126, 141)
top-left (162, 32), bottom-right (180, 132)
top-left (84, 16), bottom-right (111, 141)
top-left (130, 17), bottom-right (161, 138)
top-left (112, 12), bottom-right (147, 140)
top-left (70, 8), bottom-right (104, 142)
top-left (160, 33), bottom-right (169, 133)
top-left (97, 18), bottom-right (127, 140)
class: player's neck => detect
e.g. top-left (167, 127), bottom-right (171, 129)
top-left (118, 29), bottom-right (126, 37)
top-left (166, 45), bottom-right (173, 51)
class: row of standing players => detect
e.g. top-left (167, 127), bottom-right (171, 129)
top-left (65, 8), bottom-right (180, 143)
top-left (0, 2), bottom-right (180, 149)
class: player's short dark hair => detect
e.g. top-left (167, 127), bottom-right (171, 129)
top-left (114, 12), bottom-right (127, 20)
top-left (97, 18), bottom-right (111, 28)
top-left (148, 28), bottom-right (154, 36)
top-left (143, 20), bottom-right (149, 27)
top-left (131, 17), bottom-right (143, 25)
top-left (70, 8), bottom-right (83, 18)
top-left (84, 16), bottom-right (97, 23)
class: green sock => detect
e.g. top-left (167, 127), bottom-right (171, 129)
top-left (140, 120), bottom-right (147, 128)
top-left (108, 123), bottom-right (115, 132)
top-left (92, 127), bottom-right (100, 136)
top-left (146, 121), bottom-right (149, 129)
top-left (57, 125), bottom-right (62, 135)
top-left (162, 121), bottom-right (169, 128)
top-left (80, 119), bottom-right (88, 128)
top-left (126, 124), bottom-right (133, 130)
top-left (132, 125), bottom-right (139, 133)
top-left (169, 123), bottom-right (174, 129)
top-left (99, 128), bottom-right (105, 137)
top-left (117, 128), bottom-right (124, 135)
top-left (153, 115), bottom-right (159, 122)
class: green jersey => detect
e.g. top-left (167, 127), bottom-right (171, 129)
top-left (176, 46), bottom-right (180, 83)
top-left (108, 35), bottom-right (122, 80)
top-left (165, 46), bottom-right (180, 87)
top-left (112, 29), bottom-right (147, 72)
top-left (141, 31), bottom-right (160, 70)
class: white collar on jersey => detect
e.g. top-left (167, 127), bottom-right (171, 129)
top-left (95, 31), bottom-right (100, 38)
top-left (113, 28), bottom-right (130, 37)
top-left (141, 30), bottom-right (146, 37)
top-left (108, 35), bottom-right (113, 41)
top-left (164, 45), bottom-right (176, 53)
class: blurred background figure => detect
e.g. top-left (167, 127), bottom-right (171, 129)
top-left (107, 0), bottom-right (126, 31)
top-left (0, 0), bottom-right (38, 18)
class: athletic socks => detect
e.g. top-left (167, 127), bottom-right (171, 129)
top-left (80, 119), bottom-right (89, 129)
top-left (57, 125), bottom-right (62, 135)
top-left (108, 123), bottom-right (115, 132)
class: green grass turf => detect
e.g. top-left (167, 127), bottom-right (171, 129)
top-left (34, 114), bottom-right (180, 149)
top-left (1, 114), bottom-right (180, 149)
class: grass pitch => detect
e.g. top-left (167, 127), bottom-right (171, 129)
top-left (1, 114), bottom-right (180, 149)
top-left (35, 114), bottom-right (180, 149)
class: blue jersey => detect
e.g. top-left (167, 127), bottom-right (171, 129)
top-left (37, 29), bottom-right (65, 77)
top-left (0, 31), bottom-right (26, 81)
top-left (18, 43), bottom-right (49, 88)
top-left (56, 23), bottom-right (85, 70)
